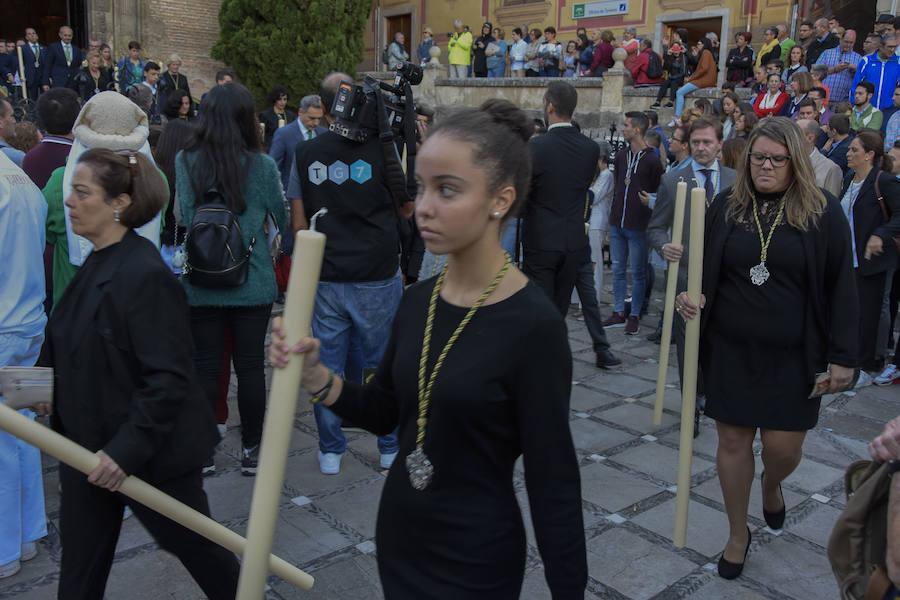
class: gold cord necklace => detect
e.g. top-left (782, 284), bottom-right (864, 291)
top-left (406, 252), bottom-right (512, 491)
top-left (749, 197), bottom-right (785, 285)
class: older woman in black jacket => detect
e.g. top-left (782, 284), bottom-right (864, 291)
top-left (838, 129), bottom-right (900, 373)
top-left (726, 32), bottom-right (754, 84)
top-left (678, 117), bottom-right (857, 580)
top-left (43, 149), bottom-right (239, 599)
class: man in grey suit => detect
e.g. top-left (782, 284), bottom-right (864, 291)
top-left (797, 118), bottom-right (842, 197)
top-left (647, 117), bottom-right (736, 426)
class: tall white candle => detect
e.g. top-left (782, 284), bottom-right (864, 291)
top-left (673, 187), bottom-right (705, 548)
top-left (654, 180), bottom-right (687, 425)
top-left (237, 219), bottom-right (326, 599)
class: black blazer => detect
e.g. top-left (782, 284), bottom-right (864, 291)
top-left (45, 231), bottom-right (218, 482)
top-left (700, 190), bottom-right (859, 380)
top-left (839, 168), bottom-right (900, 276)
top-left (72, 66), bottom-right (116, 103)
top-left (259, 107), bottom-right (297, 151)
top-left (43, 41), bottom-right (83, 88)
top-left (523, 125), bottom-right (600, 252)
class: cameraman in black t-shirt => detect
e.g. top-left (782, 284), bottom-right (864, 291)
top-left (287, 72), bottom-right (413, 475)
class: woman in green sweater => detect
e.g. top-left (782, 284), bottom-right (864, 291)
top-left (176, 83), bottom-right (286, 475)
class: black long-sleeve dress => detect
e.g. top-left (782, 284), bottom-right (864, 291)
top-left (699, 190), bottom-right (858, 431)
top-left (329, 278), bottom-right (587, 599)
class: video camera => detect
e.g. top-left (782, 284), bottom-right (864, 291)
top-left (330, 61), bottom-right (423, 143)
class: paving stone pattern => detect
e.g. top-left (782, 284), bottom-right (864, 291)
top-left (1, 287), bottom-right (894, 599)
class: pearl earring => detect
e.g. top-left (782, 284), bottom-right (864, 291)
top-left (492, 211), bottom-right (501, 218)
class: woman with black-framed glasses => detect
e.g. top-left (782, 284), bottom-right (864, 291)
top-left (677, 117), bottom-right (858, 580)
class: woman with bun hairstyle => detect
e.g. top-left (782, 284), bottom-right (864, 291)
top-left (269, 99), bottom-right (587, 598)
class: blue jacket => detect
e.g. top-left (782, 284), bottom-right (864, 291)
top-left (19, 43), bottom-right (46, 93)
top-left (268, 121), bottom-right (328, 191)
top-left (43, 41), bottom-right (83, 88)
top-left (851, 52), bottom-right (900, 110)
top-left (417, 38), bottom-right (435, 64)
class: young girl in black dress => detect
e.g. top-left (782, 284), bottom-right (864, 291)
top-left (270, 100), bottom-right (587, 598)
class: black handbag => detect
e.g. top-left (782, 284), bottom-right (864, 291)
top-left (183, 189), bottom-right (255, 287)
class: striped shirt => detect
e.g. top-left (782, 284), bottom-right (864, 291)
top-left (815, 46), bottom-right (862, 104)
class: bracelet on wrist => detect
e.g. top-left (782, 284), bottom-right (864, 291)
top-left (310, 369), bottom-right (335, 404)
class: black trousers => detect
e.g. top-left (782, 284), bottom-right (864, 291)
top-left (574, 257), bottom-right (611, 353)
top-left (523, 248), bottom-right (581, 317)
top-left (58, 464), bottom-right (239, 600)
top-left (857, 269), bottom-right (887, 370)
top-left (655, 78), bottom-right (684, 102)
top-left (190, 304), bottom-right (272, 448)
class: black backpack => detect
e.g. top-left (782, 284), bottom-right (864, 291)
top-left (646, 51), bottom-right (663, 79)
top-left (382, 45), bottom-right (391, 66)
top-left (184, 189), bottom-right (255, 287)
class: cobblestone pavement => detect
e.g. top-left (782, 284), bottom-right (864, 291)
top-left (1, 287), bottom-right (897, 599)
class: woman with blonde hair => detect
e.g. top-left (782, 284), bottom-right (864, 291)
top-left (72, 50), bottom-right (115, 103)
top-left (677, 117), bottom-right (857, 580)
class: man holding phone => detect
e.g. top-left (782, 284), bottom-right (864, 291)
top-left (816, 29), bottom-right (861, 106)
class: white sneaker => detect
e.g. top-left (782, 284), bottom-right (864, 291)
top-left (667, 117), bottom-right (678, 127)
top-left (875, 364), bottom-right (900, 386)
top-left (217, 423), bottom-right (227, 439)
top-left (380, 452), bottom-right (398, 469)
top-left (855, 370), bottom-right (873, 389)
top-left (318, 452), bottom-right (342, 475)
top-left (20, 542), bottom-right (37, 562)
top-left (0, 559), bottom-right (20, 579)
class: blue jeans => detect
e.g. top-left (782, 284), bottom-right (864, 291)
top-left (540, 67), bottom-right (560, 77)
top-left (487, 63), bottom-right (505, 78)
top-left (675, 82), bottom-right (699, 117)
top-left (609, 225), bottom-right (647, 317)
top-left (311, 274), bottom-right (402, 455)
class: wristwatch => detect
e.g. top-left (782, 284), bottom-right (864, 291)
top-left (887, 460), bottom-right (900, 478)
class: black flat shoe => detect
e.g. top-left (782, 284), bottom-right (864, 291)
top-left (595, 349), bottom-right (622, 368)
top-left (761, 471), bottom-right (786, 530)
top-left (717, 527), bottom-right (751, 580)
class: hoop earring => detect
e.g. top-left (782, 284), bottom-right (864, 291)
top-left (113, 209), bottom-right (120, 223)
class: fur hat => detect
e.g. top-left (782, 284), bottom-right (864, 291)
top-left (72, 91), bottom-right (149, 152)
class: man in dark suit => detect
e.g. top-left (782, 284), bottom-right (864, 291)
top-left (21, 28), bottom-right (45, 100)
top-left (648, 117), bottom-right (737, 384)
top-left (0, 40), bottom-right (17, 95)
top-left (42, 26), bottom-right (82, 90)
top-left (805, 18), bottom-right (839, 68)
top-left (270, 93), bottom-right (325, 190)
top-left (825, 113), bottom-right (853, 176)
top-left (522, 80), bottom-right (599, 316)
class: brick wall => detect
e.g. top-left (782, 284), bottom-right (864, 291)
top-left (87, 0), bottom-right (226, 98)
top-left (143, 0), bottom-right (225, 98)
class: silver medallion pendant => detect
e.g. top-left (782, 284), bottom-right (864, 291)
top-left (750, 262), bottom-right (770, 286)
top-left (406, 447), bottom-right (433, 491)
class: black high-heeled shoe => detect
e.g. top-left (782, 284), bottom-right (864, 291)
top-left (761, 471), bottom-right (786, 530)
top-left (717, 527), bottom-right (751, 580)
